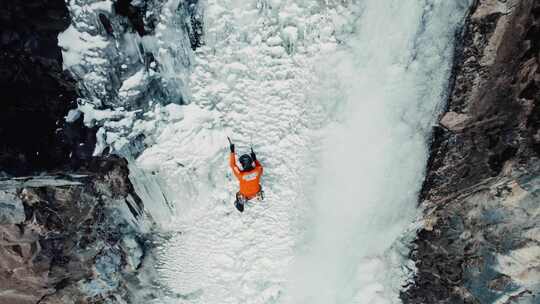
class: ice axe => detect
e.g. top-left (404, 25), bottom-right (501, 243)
top-left (227, 136), bottom-right (235, 153)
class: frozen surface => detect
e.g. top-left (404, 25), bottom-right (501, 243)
top-left (58, 0), bottom-right (470, 302)
top-left (143, 0), bottom-right (470, 303)
top-left (143, 1), bottom-right (355, 302)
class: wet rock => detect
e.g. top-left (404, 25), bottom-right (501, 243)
top-left (403, 0), bottom-right (540, 303)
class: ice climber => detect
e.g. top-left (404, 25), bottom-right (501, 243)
top-left (229, 138), bottom-right (264, 212)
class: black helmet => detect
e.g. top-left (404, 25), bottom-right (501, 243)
top-left (239, 154), bottom-right (254, 171)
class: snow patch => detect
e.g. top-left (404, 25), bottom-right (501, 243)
top-left (89, 0), bottom-right (113, 12)
top-left (119, 69), bottom-right (147, 98)
top-left (282, 26), bottom-right (298, 45)
top-left (266, 36), bottom-right (283, 46)
top-left (65, 109), bottom-right (82, 123)
top-left (267, 46), bottom-right (286, 57)
top-left (58, 24), bottom-right (109, 69)
top-left (496, 245), bottom-right (540, 292)
top-left (78, 102), bottom-right (127, 126)
top-left (148, 1), bottom-right (360, 303)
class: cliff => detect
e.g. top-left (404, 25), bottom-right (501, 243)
top-left (0, 156), bottom-right (154, 304)
top-left (0, 2), bottom-right (158, 303)
top-left (403, 0), bottom-right (540, 303)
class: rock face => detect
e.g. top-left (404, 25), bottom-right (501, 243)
top-left (403, 0), bottom-right (540, 303)
top-left (0, 1), bottom-right (96, 175)
top-left (0, 156), bottom-right (152, 304)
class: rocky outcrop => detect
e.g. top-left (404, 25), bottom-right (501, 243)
top-left (0, 1), bottom-right (96, 175)
top-left (0, 156), bottom-right (154, 304)
top-left (1, 1), bottom-right (164, 303)
top-left (403, 0), bottom-right (540, 303)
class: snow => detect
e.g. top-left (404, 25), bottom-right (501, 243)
top-left (88, 0), bottom-right (113, 12)
top-left (267, 46), bottom-right (286, 57)
top-left (281, 26), bottom-right (298, 45)
top-left (266, 36), bottom-right (282, 46)
top-left (65, 109), bottom-right (82, 123)
top-left (496, 245), bottom-right (540, 291)
top-left (78, 103), bottom-right (126, 126)
top-left (119, 69), bottom-right (147, 98)
top-left (58, 24), bottom-right (109, 69)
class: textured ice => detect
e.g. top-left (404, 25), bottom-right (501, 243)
top-left (57, 0), bottom-right (470, 302)
top-left (142, 0), bottom-right (470, 303)
top-left (142, 2), bottom-right (353, 303)
top-left (80, 249), bottom-right (122, 297)
top-left (133, 0), bottom-right (467, 303)
top-left (496, 245), bottom-right (540, 290)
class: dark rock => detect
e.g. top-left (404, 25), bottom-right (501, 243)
top-left (114, 0), bottom-right (147, 36)
top-left (99, 13), bottom-right (115, 36)
top-left (0, 1), bottom-right (96, 176)
top-left (0, 156), bottom-right (153, 304)
top-left (185, 0), bottom-right (204, 50)
top-left (403, 0), bottom-right (540, 303)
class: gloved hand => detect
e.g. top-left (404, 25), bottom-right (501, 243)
top-left (230, 143), bottom-right (235, 153)
top-left (250, 147), bottom-right (256, 161)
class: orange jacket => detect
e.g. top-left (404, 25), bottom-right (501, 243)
top-left (230, 153), bottom-right (263, 199)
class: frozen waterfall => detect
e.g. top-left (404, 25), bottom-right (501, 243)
top-left (142, 0), bottom-right (470, 303)
top-left (58, 0), bottom-right (471, 303)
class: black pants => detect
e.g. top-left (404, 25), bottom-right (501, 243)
top-left (234, 185), bottom-right (263, 212)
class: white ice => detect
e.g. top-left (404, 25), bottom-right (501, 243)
top-left (58, 24), bottom-right (109, 69)
top-left (119, 69), bottom-right (147, 97)
top-left (141, 2), bottom-right (355, 302)
top-left (88, 0), bottom-right (113, 12)
top-left (140, 0), bottom-right (470, 303)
